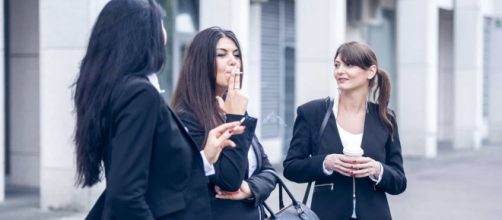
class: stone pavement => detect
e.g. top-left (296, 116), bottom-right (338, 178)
top-left (0, 187), bottom-right (77, 220)
top-left (1, 145), bottom-right (501, 220)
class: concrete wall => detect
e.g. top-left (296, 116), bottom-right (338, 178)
top-left (249, 2), bottom-right (262, 140)
top-left (437, 9), bottom-right (454, 146)
top-left (295, 0), bottom-right (345, 107)
top-left (39, 0), bottom-right (106, 210)
top-left (8, 0), bottom-right (40, 188)
top-left (487, 18), bottom-right (502, 145)
top-left (0, 0), bottom-right (5, 202)
top-left (453, 0), bottom-right (484, 150)
top-left (397, 0), bottom-right (438, 158)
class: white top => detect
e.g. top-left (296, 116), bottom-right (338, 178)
top-left (146, 73), bottom-right (165, 93)
top-left (333, 98), bottom-right (364, 154)
top-left (335, 100), bottom-right (363, 219)
top-left (336, 122), bottom-right (364, 155)
top-left (248, 145), bottom-right (257, 178)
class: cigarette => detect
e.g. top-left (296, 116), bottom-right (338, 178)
top-left (233, 72), bottom-right (242, 90)
top-left (233, 117), bottom-right (246, 131)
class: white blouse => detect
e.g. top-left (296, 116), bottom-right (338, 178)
top-left (247, 145), bottom-right (257, 178)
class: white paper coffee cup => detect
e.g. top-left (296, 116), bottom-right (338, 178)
top-left (343, 148), bottom-right (364, 157)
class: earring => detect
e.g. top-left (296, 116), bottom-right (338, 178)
top-left (366, 93), bottom-right (369, 113)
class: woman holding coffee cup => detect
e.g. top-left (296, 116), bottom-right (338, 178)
top-left (283, 41), bottom-right (406, 220)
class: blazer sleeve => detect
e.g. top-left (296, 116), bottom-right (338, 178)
top-left (376, 114), bottom-right (407, 195)
top-left (283, 105), bottom-right (328, 183)
top-left (106, 82), bottom-right (158, 220)
top-left (245, 139), bottom-right (278, 207)
top-left (179, 111), bottom-right (257, 191)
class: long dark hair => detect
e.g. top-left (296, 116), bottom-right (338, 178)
top-left (73, 0), bottom-right (166, 187)
top-left (334, 41), bottom-right (395, 136)
top-left (171, 27), bottom-right (243, 146)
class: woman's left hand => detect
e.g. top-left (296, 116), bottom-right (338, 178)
top-left (203, 121), bottom-right (245, 164)
top-left (350, 157), bottom-right (382, 178)
top-left (214, 181), bottom-right (252, 200)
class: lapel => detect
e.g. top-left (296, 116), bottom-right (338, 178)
top-left (144, 74), bottom-right (199, 151)
top-left (165, 105), bottom-right (199, 150)
top-left (360, 108), bottom-right (372, 156)
top-left (360, 104), bottom-right (387, 158)
top-left (319, 113), bottom-right (344, 155)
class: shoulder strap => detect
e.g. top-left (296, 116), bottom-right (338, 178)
top-left (302, 97), bottom-right (334, 204)
top-left (320, 97), bottom-right (334, 141)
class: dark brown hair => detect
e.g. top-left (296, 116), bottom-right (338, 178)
top-left (334, 41), bottom-right (395, 137)
top-left (171, 27), bottom-right (243, 144)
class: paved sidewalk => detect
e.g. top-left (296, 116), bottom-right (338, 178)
top-left (1, 145), bottom-right (501, 220)
top-left (0, 187), bottom-right (77, 220)
top-left (388, 145), bottom-right (502, 219)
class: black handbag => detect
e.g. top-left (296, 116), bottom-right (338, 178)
top-left (262, 171), bottom-right (320, 220)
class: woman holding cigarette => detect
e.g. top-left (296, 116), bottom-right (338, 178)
top-left (283, 41), bottom-right (406, 220)
top-left (172, 27), bottom-right (277, 220)
top-left (74, 2), bottom-right (245, 219)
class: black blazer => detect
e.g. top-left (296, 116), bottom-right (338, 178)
top-left (177, 108), bottom-right (278, 220)
top-left (283, 98), bottom-right (407, 220)
top-left (85, 76), bottom-right (212, 220)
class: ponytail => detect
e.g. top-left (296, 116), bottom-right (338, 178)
top-left (372, 68), bottom-right (395, 138)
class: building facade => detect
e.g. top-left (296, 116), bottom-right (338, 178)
top-left (0, 0), bottom-right (501, 212)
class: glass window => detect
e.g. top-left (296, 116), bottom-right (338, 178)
top-left (156, 0), bottom-right (199, 102)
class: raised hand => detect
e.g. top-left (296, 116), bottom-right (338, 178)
top-left (203, 121), bottom-right (245, 164)
top-left (216, 68), bottom-right (248, 115)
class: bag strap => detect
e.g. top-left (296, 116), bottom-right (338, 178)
top-left (302, 96), bottom-right (334, 204)
top-left (263, 202), bottom-right (276, 219)
top-left (262, 170), bottom-right (301, 208)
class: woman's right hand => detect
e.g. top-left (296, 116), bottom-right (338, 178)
top-left (203, 121), bottom-right (245, 164)
top-left (323, 154), bottom-right (358, 177)
top-left (216, 71), bottom-right (248, 115)
top-left (214, 181), bottom-right (252, 200)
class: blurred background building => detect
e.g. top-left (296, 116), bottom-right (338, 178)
top-left (0, 0), bottom-right (501, 213)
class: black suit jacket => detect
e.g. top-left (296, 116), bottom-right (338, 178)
top-left (176, 107), bottom-right (277, 220)
top-left (283, 98), bottom-right (407, 220)
top-left (85, 76), bottom-right (212, 220)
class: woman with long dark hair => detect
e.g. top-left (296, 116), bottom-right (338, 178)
top-left (283, 41), bottom-right (407, 220)
top-left (172, 27), bottom-right (277, 220)
top-left (74, 1), bottom-right (244, 219)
